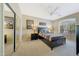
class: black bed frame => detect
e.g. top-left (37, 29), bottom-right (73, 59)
top-left (38, 34), bottom-right (66, 50)
top-left (37, 27), bottom-right (66, 50)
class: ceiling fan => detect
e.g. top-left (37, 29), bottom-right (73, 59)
top-left (48, 7), bottom-right (59, 16)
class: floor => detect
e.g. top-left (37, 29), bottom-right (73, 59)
top-left (49, 40), bottom-right (76, 56)
top-left (5, 39), bottom-right (76, 56)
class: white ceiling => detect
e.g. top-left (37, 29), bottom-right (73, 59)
top-left (19, 3), bottom-right (79, 21)
top-left (4, 4), bottom-right (12, 12)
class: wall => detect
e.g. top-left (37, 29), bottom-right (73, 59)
top-left (52, 21), bottom-right (60, 34)
top-left (51, 12), bottom-right (78, 41)
top-left (0, 3), bottom-right (3, 56)
top-left (76, 13), bottom-right (79, 25)
top-left (22, 15), bottom-right (52, 41)
top-left (52, 18), bottom-right (76, 34)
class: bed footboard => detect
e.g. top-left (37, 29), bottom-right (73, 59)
top-left (51, 36), bottom-right (66, 48)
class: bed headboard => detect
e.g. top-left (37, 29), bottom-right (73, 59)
top-left (38, 27), bottom-right (49, 34)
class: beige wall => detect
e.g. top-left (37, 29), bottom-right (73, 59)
top-left (22, 15), bottom-right (52, 41)
top-left (52, 12), bottom-right (79, 34)
top-left (51, 13), bottom-right (79, 41)
top-left (76, 13), bottom-right (79, 25)
top-left (0, 3), bottom-right (3, 56)
top-left (52, 21), bottom-right (60, 34)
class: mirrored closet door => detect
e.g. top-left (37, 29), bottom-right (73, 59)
top-left (4, 4), bottom-right (16, 56)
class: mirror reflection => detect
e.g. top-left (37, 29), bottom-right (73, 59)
top-left (4, 4), bottom-right (14, 56)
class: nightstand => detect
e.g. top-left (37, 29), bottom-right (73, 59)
top-left (31, 33), bottom-right (38, 40)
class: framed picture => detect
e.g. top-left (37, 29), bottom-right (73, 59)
top-left (26, 20), bottom-right (34, 29)
top-left (4, 16), bottom-right (14, 29)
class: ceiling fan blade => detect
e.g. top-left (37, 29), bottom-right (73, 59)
top-left (50, 7), bottom-right (59, 15)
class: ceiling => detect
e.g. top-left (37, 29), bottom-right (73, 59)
top-left (4, 4), bottom-right (12, 12)
top-left (19, 3), bottom-right (79, 21)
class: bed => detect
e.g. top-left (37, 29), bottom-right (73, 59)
top-left (38, 27), bottom-right (66, 49)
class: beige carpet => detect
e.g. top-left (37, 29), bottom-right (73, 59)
top-left (5, 44), bottom-right (13, 56)
top-left (49, 40), bottom-right (76, 56)
top-left (5, 39), bottom-right (76, 56)
top-left (12, 40), bottom-right (51, 56)
top-left (5, 41), bottom-right (20, 56)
